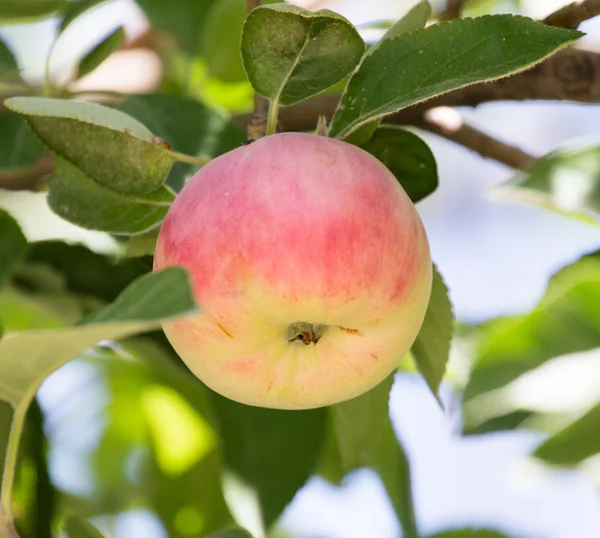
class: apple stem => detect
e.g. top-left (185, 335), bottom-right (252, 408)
top-left (266, 97), bottom-right (280, 136)
top-left (287, 322), bottom-right (328, 345)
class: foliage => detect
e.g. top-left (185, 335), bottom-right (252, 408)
top-left (0, 1), bottom-right (597, 537)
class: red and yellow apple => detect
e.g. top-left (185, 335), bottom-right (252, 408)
top-left (154, 132), bottom-right (432, 409)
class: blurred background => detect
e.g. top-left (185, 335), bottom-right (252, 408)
top-left (2, 1), bottom-right (600, 537)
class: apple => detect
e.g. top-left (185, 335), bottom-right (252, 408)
top-left (154, 132), bottom-right (432, 409)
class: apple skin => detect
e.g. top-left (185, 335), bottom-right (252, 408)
top-left (154, 132), bottom-right (432, 409)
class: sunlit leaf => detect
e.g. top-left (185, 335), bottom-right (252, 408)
top-left (329, 16), bottom-right (582, 139)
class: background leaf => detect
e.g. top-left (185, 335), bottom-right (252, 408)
top-left (410, 264), bottom-right (453, 404)
top-left (0, 1), bottom-right (67, 22)
top-left (63, 515), bottom-right (106, 538)
top-left (427, 530), bottom-right (513, 538)
top-left (0, 209), bottom-right (27, 288)
top-left (202, 0), bottom-right (247, 83)
top-left (329, 16), bottom-right (582, 139)
top-left (0, 35), bottom-right (18, 76)
top-left (533, 401), bottom-right (600, 465)
top-left (464, 250), bottom-right (600, 403)
top-left (361, 126), bottom-right (438, 202)
top-left (205, 528), bottom-right (254, 538)
top-left (116, 93), bottom-right (245, 191)
top-left (76, 25), bottom-right (125, 79)
top-left (59, 0), bottom-right (107, 35)
top-left (241, 3), bottom-right (364, 106)
top-left (135, 0), bottom-right (216, 55)
top-left (209, 393), bottom-right (327, 527)
top-left (0, 113), bottom-right (44, 171)
top-left (0, 267), bottom-right (195, 409)
top-left (497, 143), bottom-right (600, 223)
top-left (6, 97), bottom-right (174, 196)
top-left (331, 375), bottom-right (417, 537)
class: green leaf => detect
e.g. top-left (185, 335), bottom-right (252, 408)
top-left (116, 93), bottom-right (245, 190)
top-left (0, 113), bottom-right (44, 172)
top-left (202, 0), bottom-right (246, 83)
top-left (361, 126), bottom-right (438, 203)
top-left (135, 0), bottom-right (216, 55)
top-left (498, 143), bottom-right (600, 223)
top-left (5, 97), bottom-right (175, 196)
top-left (0, 0), bottom-right (67, 22)
top-left (329, 15), bottom-right (583, 139)
top-left (23, 240), bottom-right (149, 302)
top-left (331, 375), bottom-right (417, 538)
top-left (0, 209), bottom-right (27, 288)
top-left (0, 289), bottom-right (72, 331)
top-left (0, 36), bottom-right (18, 77)
top-left (64, 516), bottom-right (106, 538)
top-left (534, 401), bottom-right (600, 465)
top-left (125, 227), bottom-right (159, 257)
top-left (410, 264), bottom-right (453, 404)
top-left (427, 530), bottom-right (512, 538)
top-left (209, 392), bottom-right (327, 527)
top-left (205, 528), bottom-right (254, 538)
top-left (76, 25), bottom-right (125, 79)
top-left (463, 409), bottom-right (534, 436)
top-left (464, 250), bottom-right (600, 402)
top-left (88, 344), bottom-right (233, 536)
top-left (0, 266), bottom-right (195, 409)
top-left (47, 157), bottom-right (173, 234)
top-left (375, 0), bottom-right (431, 45)
top-left (241, 3), bottom-right (364, 106)
top-left (59, 0), bottom-right (107, 35)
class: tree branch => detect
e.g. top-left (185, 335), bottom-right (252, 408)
top-left (234, 48), bottom-right (600, 131)
top-left (417, 107), bottom-right (537, 170)
top-left (440, 0), bottom-right (468, 21)
top-left (544, 0), bottom-right (600, 29)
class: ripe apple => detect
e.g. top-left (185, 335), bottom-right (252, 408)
top-left (154, 132), bottom-right (432, 409)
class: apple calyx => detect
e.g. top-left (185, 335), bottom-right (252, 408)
top-left (286, 322), bottom-right (328, 345)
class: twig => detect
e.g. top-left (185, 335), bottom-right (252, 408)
top-left (544, 0), bottom-right (600, 29)
top-left (440, 0), bottom-right (468, 20)
top-left (233, 48), bottom-right (600, 131)
top-left (418, 107), bottom-right (537, 170)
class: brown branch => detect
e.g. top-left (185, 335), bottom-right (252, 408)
top-left (440, 0), bottom-right (468, 20)
top-left (544, 0), bottom-right (600, 29)
top-left (0, 155), bottom-right (53, 191)
top-left (234, 48), bottom-right (600, 131)
top-left (418, 107), bottom-right (537, 170)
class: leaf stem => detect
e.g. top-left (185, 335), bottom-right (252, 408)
top-left (1, 403), bottom-right (28, 535)
top-left (43, 40), bottom-right (57, 97)
top-left (266, 98), bottom-right (279, 136)
top-left (167, 151), bottom-right (210, 166)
